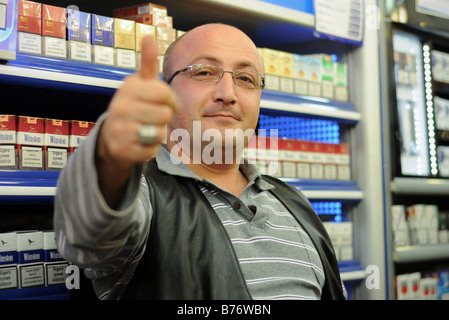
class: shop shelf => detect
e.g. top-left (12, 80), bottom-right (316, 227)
top-left (0, 170), bottom-right (58, 203)
top-left (1, 53), bottom-right (360, 123)
top-left (394, 244), bottom-right (449, 264)
top-left (0, 52), bottom-right (127, 94)
top-left (338, 260), bottom-right (366, 282)
top-left (390, 177), bottom-right (449, 195)
top-left (261, 90), bottom-right (360, 124)
top-left (0, 170), bottom-right (362, 203)
top-left (281, 178), bottom-right (363, 202)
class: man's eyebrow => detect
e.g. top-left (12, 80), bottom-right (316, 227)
top-left (190, 55), bottom-right (260, 71)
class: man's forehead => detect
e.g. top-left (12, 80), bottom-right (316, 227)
top-left (173, 27), bottom-right (262, 69)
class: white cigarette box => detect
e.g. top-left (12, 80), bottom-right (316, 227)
top-left (43, 231), bottom-right (69, 286)
top-left (391, 205), bottom-right (410, 247)
top-left (17, 231), bottom-right (44, 288)
top-left (0, 232), bottom-right (18, 290)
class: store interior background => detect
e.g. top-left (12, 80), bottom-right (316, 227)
top-left (1, 0), bottom-right (449, 300)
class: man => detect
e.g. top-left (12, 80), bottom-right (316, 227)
top-left (54, 23), bottom-right (346, 300)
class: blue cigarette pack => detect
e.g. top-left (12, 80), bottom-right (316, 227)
top-left (91, 14), bottom-right (114, 47)
top-left (67, 9), bottom-right (91, 43)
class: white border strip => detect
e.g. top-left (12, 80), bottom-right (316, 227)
top-left (0, 64), bottom-right (123, 89)
top-left (0, 186), bottom-right (56, 196)
top-left (301, 190), bottom-right (363, 200)
top-left (340, 269), bottom-right (366, 281)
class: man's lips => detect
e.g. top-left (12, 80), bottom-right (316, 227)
top-left (205, 114), bottom-right (239, 120)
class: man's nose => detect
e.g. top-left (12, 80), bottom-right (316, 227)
top-left (213, 71), bottom-right (237, 105)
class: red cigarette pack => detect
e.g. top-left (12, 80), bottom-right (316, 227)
top-left (18, 0), bottom-right (42, 34)
top-left (42, 4), bottom-right (67, 38)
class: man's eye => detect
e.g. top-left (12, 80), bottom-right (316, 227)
top-left (236, 74), bottom-right (256, 84)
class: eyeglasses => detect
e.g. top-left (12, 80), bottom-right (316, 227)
top-left (166, 64), bottom-right (265, 89)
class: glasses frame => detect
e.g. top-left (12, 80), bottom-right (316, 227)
top-left (166, 64), bottom-right (265, 89)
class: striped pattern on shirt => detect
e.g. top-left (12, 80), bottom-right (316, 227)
top-left (199, 181), bottom-right (325, 300)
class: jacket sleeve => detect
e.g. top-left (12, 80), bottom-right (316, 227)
top-left (53, 113), bottom-right (152, 274)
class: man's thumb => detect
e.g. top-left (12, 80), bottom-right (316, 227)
top-left (139, 35), bottom-right (159, 79)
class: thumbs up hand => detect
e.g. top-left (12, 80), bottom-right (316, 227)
top-left (97, 35), bottom-right (178, 170)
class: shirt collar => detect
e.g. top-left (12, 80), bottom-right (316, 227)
top-left (155, 147), bottom-right (273, 191)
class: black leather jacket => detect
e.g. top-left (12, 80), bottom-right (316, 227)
top-left (122, 160), bottom-right (346, 300)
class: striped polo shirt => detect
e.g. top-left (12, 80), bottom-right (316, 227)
top-left (156, 148), bottom-right (325, 300)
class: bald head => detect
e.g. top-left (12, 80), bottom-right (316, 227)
top-left (162, 23), bottom-right (263, 83)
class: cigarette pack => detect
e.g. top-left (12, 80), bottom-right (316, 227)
top-left (17, 231), bottom-right (44, 288)
top-left (307, 57), bottom-right (321, 97)
top-left (310, 141), bottom-right (324, 180)
top-left (136, 23), bottom-right (155, 69)
top-left (123, 13), bottom-right (173, 28)
top-left (17, 0), bottom-right (42, 55)
top-left (114, 18), bottom-right (135, 50)
top-left (396, 272), bottom-right (421, 300)
top-left (91, 14), bottom-right (115, 66)
top-left (261, 48), bottom-right (280, 91)
top-left (69, 120), bottom-right (95, 153)
top-left (42, 4), bottom-right (67, 59)
top-left (18, 0), bottom-right (41, 34)
top-left (336, 222), bottom-right (353, 261)
top-left (424, 205), bottom-right (439, 245)
top-left (296, 140), bottom-right (311, 179)
top-left (0, 232), bottom-right (18, 290)
top-left (113, 3), bottom-right (168, 19)
top-left (245, 135), bottom-right (279, 176)
top-left (16, 116), bottom-right (44, 169)
top-left (438, 211), bottom-right (449, 244)
top-left (0, 115), bottom-right (17, 169)
top-left (42, 4), bottom-right (66, 38)
top-left (67, 9), bottom-right (92, 62)
top-left (44, 118), bottom-right (69, 170)
top-left (136, 23), bottom-right (155, 52)
top-left (420, 277), bottom-right (437, 300)
top-left (406, 204), bottom-right (428, 245)
top-left (306, 54), bottom-right (334, 99)
top-left (156, 26), bottom-right (175, 55)
top-left (334, 62), bottom-right (348, 101)
top-left (391, 205), bottom-right (410, 247)
top-left (437, 146), bottom-right (449, 178)
top-left (43, 231), bottom-right (68, 286)
top-left (335, 143), bottom-right (351, 180)
top-left (293, 54), bottom-right (308, 96)
top-left (278, 138), bottom-right (297, 178)
top-left (278, 51), bottom-right (294, 93)
top-left (114, 18), bottom-right (136, 69)
top-left (323, 143), bottom-right (337, 180)
top-left (434, 97), bottom-right (449, 131)
top-left (431, 50), bottom-right (449, 84)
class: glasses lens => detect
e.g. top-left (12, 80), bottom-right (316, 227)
top-left (189, 64), bottom-right (262, 89)
top-left (233, 70), bottom-right (261, 88)
top-left (191, 64), bottom-right (221, 82)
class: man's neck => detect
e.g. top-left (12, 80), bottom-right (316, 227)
top-left (186, 161), bottom-right (248, 197)
top-left (166, 143), bottom-right (248, 196)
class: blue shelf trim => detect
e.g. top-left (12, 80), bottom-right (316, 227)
top-left (0, 53), bottom-right (133, 94)
top-left (261, 90), bottom-right (359, 124)
top-left (281, 178), bottom-right (360, 191)
top-left (0, 169), bottom-right (59, 179)
top-left (10, 53), bottom-right (132, 82)
top-left (338, 260), bottom-right (365, 284)
top-left (0, 169), bottom-right (59, 187)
